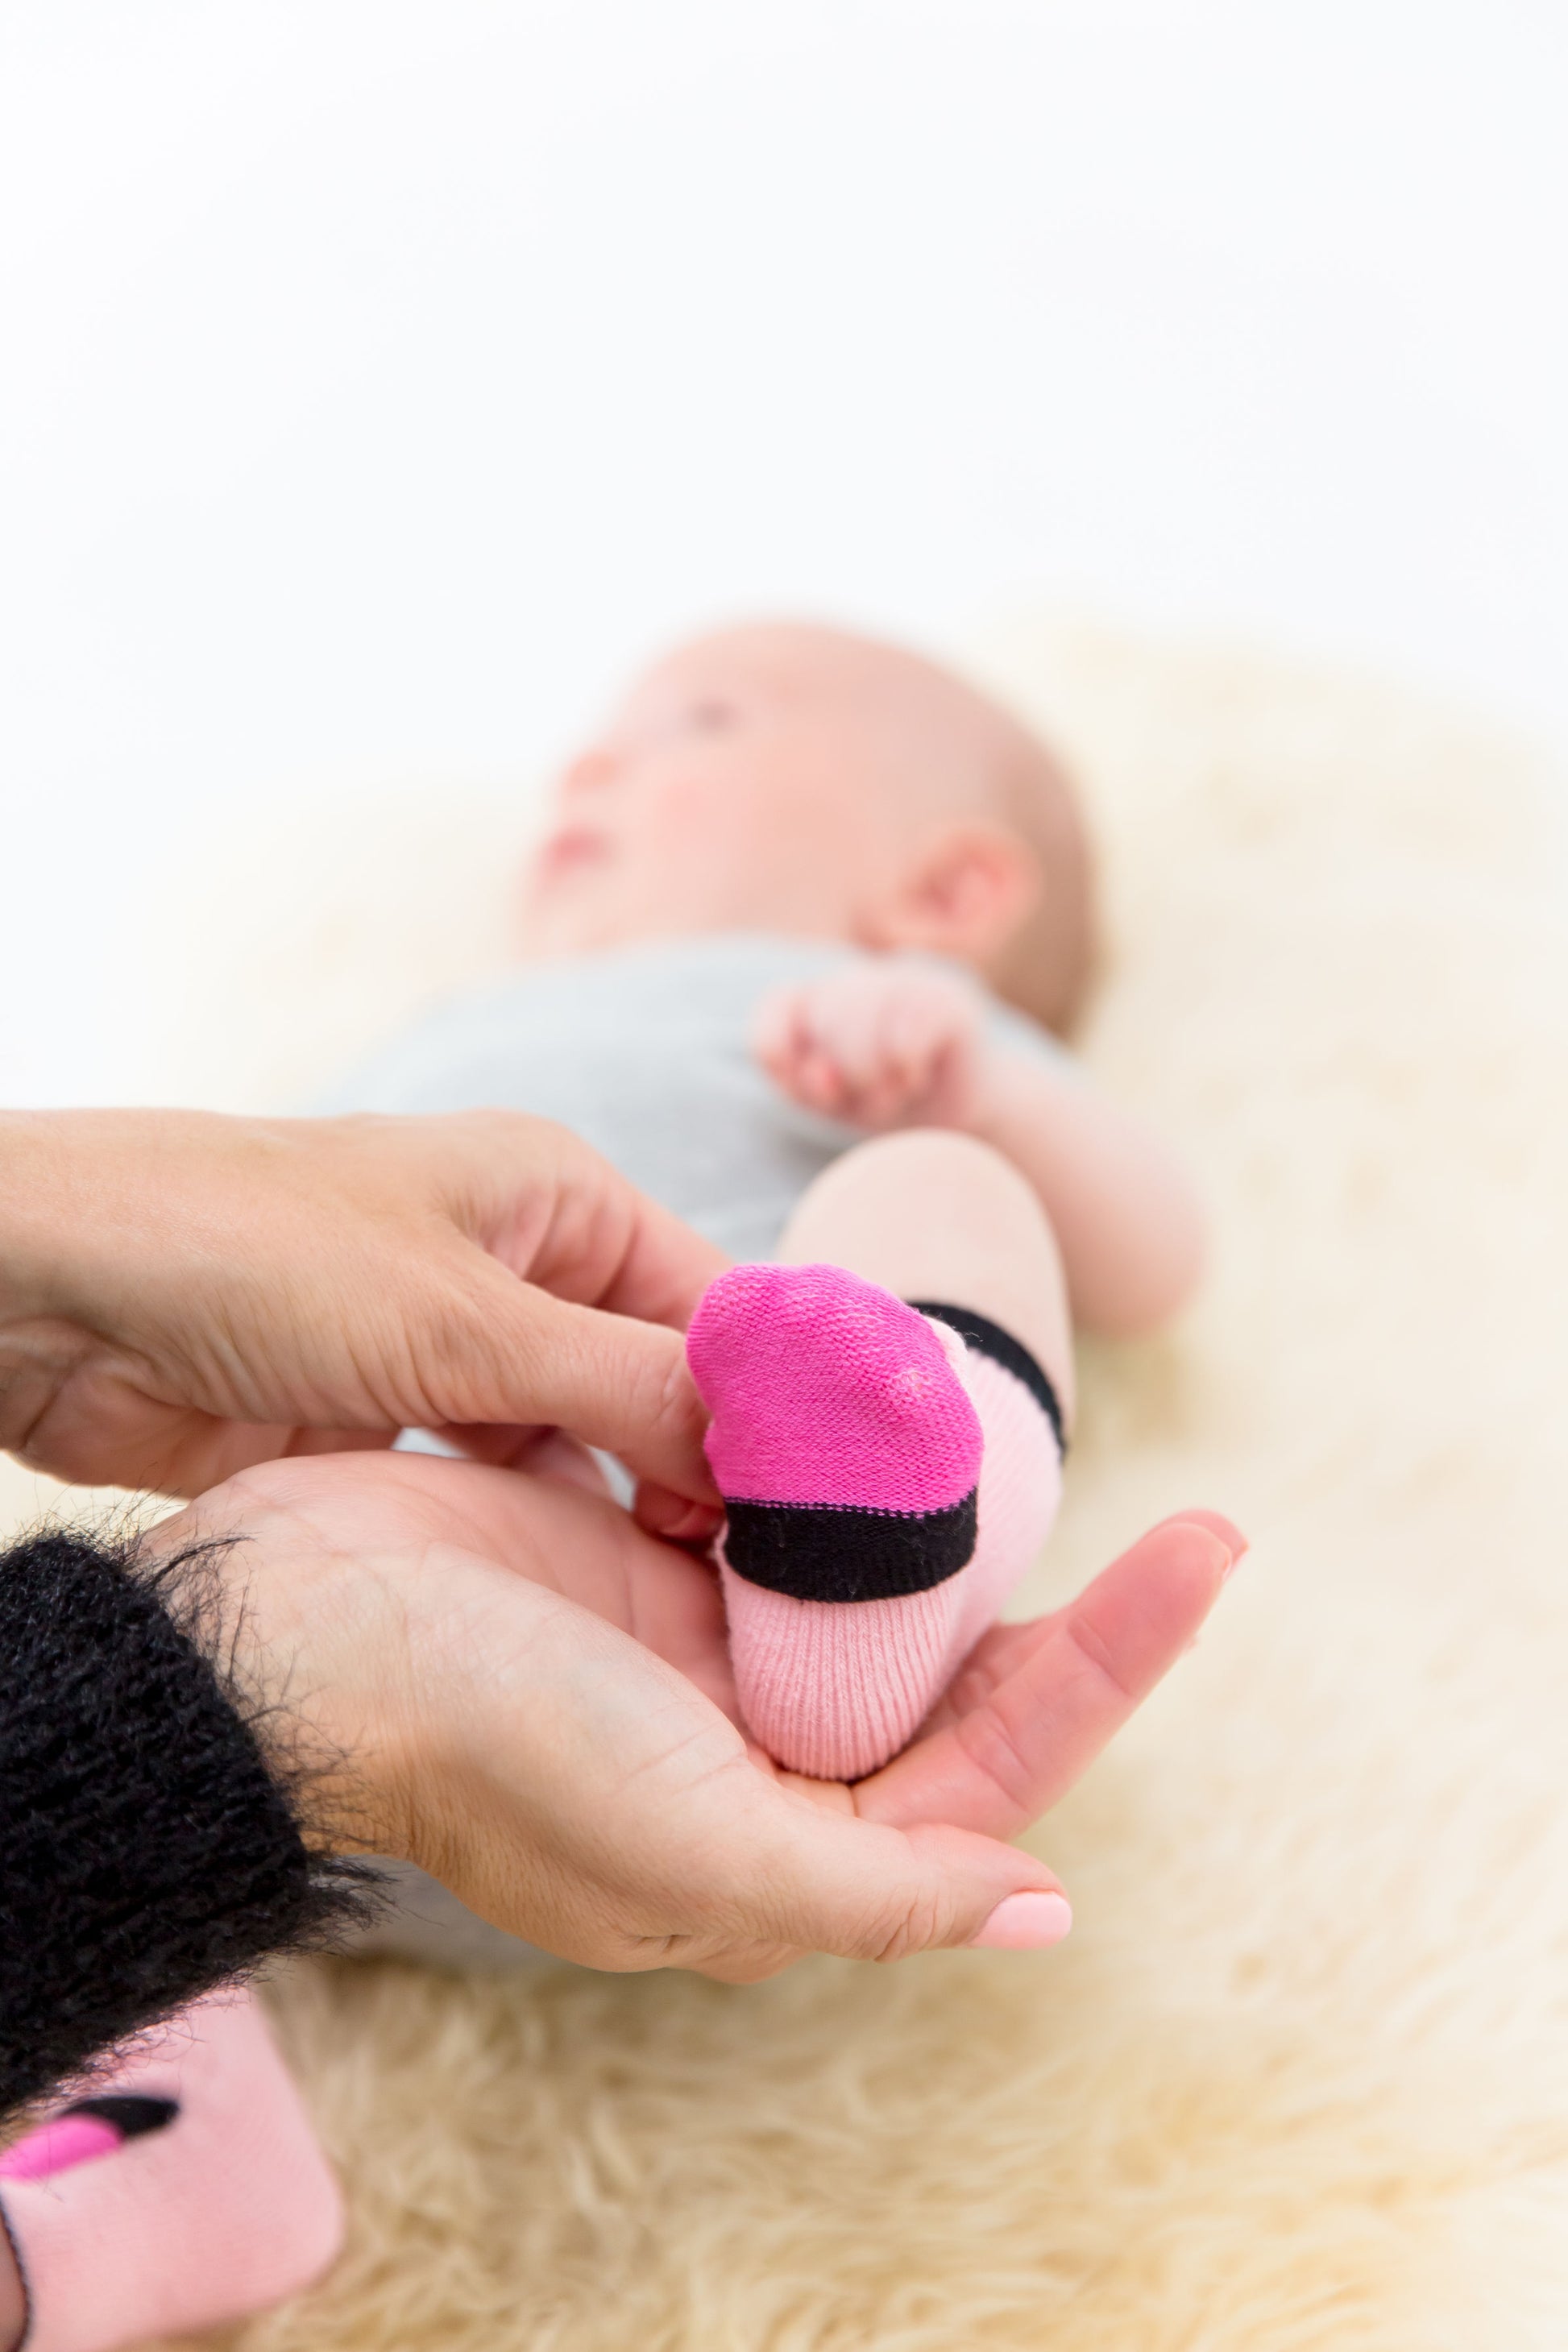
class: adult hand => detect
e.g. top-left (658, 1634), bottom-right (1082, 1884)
top-left (151, 1450), bottom-right (1242, 1977)
top-left (0, 1108), bottom-right (724, 1508)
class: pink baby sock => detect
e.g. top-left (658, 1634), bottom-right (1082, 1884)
top-left (687, 1264), bottom-right (1065, 1780)
top-left (0, 1986), bottom-right (342, 2352)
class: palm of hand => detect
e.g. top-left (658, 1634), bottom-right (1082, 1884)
top-left (191, 1450), bottom-right (1234, 1980)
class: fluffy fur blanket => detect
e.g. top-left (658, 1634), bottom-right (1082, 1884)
top-left (5, 624), bottom-right (1565, 2349)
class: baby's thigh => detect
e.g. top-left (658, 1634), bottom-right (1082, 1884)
top-left (774, 1130), bottom-right (1075, 1425)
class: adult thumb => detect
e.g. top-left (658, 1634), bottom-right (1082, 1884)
top-left (695, 1793), bottom-right (1073, 1974)
top-left (428, 1258), bottom-right (716, 1502)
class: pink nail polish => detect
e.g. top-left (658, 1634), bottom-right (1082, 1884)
top-left (969, 1890), bottom-right (1072, 1950)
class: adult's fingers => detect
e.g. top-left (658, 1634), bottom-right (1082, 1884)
top-left (557, 1184), bottom-right (728, 1335)
top-left (365, 1480), bottom-right (1061, 1969)
top-left (427, 1258), bottom-right (720, 1503)
top-left (857, 1513), bottom-right (1245, 1841)
top-left (615, 1766), bottom-right (1072, 1978)
top-left (450, 1113), bottom-right (727, 1334)
top-left (185, 1450), bottom-right (1081, 1977)
top-left (373, 1509), bottom-right (1072, 1972)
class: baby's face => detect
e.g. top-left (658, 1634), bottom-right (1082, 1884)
top-left (517, 628), bottom-right (960, 958)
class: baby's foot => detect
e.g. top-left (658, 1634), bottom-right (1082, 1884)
top-left (687, 1263), bottom-right (1064, 1780)
top-left (0, 1987), bottom-right (342, 2352)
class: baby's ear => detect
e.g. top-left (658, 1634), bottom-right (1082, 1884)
top-left (865, 823), bottom-right (1042, 964)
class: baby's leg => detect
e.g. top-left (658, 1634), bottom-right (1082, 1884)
top-left (778, 1130), bottom-right (1075, 1418)
top-left (0, 1987), bottom-right (341, 2352)
top-left (688, 1132), bottom-right (1072, 1780)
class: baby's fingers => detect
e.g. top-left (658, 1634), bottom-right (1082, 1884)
top-left (753, 990), bottom-right (852, 1116)
top-left (795, 1044), bottom-right (853, 1117)
top-left (884, 992), bottom-right (956, 1077)
top-left (751, 986), bottom-right (810, 1074)
top-left (805, 982), bottom-right (890, 1090)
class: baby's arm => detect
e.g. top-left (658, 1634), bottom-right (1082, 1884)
top-left (753, 959), bottom-right (1204, 1338)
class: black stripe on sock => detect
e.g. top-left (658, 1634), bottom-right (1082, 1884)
top-left (906, 1300), bottom-right (1068, 1458)
top-left (63, 2095), bottom-right (179, 2142)
top-left (724, 1490), bottom-right (979, 1603)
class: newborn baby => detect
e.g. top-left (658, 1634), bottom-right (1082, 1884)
top-left (0, 625), bottom-right (1208, 2352)
top-left (327, 620), bottom-right (1203, 1786)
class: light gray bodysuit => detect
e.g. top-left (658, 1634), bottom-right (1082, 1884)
top-left (320, 932), bottom-right (1063, 1259)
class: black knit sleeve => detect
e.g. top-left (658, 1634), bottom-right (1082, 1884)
top-left (0, 1525), bottom-right (378, 2119)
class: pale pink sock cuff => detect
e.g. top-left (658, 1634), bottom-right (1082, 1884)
top-left (720, 1559), bottom-right (958, 1782)
top-left (946, 1349), bottom-right (1065, 1665)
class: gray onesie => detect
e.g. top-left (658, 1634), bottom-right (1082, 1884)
top-left (318, 931), bottom-right (1064, 1261)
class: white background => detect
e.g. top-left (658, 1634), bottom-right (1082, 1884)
top-left (2, 0), bottom-right (1563, 1105)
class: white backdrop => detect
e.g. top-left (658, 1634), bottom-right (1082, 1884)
top-left (2, 0), bottom-right (1563, 1105)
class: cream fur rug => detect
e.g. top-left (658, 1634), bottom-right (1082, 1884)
top-left (5, 624), bottom-right (1566, 2349)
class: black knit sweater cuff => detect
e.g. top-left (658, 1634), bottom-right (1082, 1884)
top-left (0, 1526), bottom-right (376, 2119)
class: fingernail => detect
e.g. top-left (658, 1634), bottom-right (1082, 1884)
top-left (1172, 1512), bottom-right (1248, 1580)
top-left (969, 1890), bottom-right (1073, 1950)
top-left (1213, 1528), bottom-right (1249, 1581)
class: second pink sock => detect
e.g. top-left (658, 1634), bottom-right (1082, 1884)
top-left (0, 1987), bottom-right (342, 2352)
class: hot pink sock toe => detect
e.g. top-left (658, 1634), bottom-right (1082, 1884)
top-left (690, 1262), bottom-right (983, 1520)
top-left (687, 1265), bottom-right (1064, 1779)
top-left (0, 1987), bottom-right (342, 2352)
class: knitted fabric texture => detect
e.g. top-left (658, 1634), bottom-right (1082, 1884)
top-left (0, 1529), bottom-right (373, 2121)
top-left (691, 1262), bottom-right (982, 1514)
top-left (688, 1265), bottom-right (1063, 1779)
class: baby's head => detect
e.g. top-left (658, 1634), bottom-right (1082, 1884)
top-left (519, 622), bottom-right (1094, 1033)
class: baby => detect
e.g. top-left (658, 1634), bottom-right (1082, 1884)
top-left (330, 619), bottom-right (1203, 1792)
top-left (0, 624), bottom-right (1205, 2351)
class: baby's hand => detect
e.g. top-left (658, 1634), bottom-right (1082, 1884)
top-left (753, 960), bottom-right (989, 1130)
